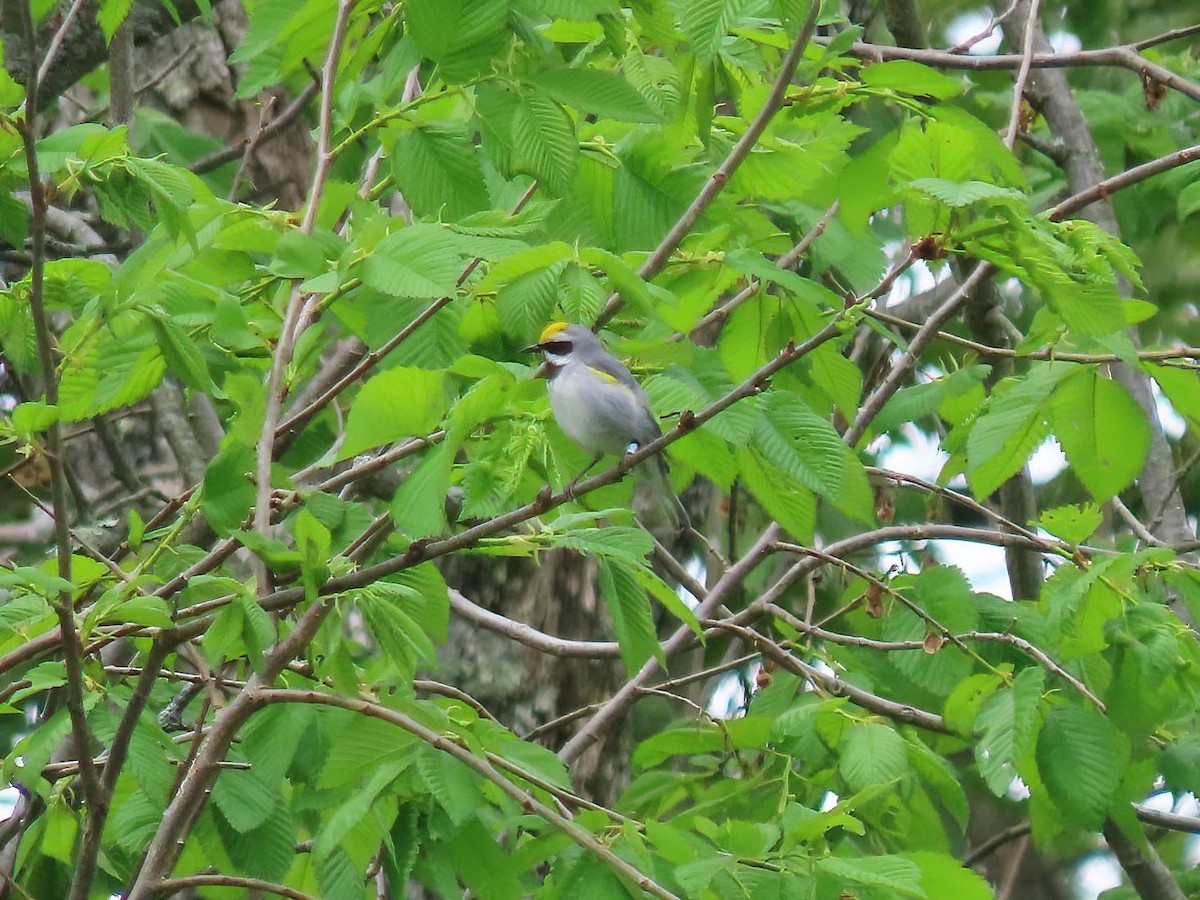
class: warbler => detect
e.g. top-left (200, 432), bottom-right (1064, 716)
top-left (524, 322), bottom-right (686, 529)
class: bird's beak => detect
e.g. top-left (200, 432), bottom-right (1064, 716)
top-left (521, 343), bottom-right (542, 354)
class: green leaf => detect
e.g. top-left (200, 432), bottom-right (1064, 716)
top-left (477, 83), bottom-right (578, 195)
top-left (339, 366), bottom-right (446, 460)
top-left (202, 443), bottom-right (255, 537)
top-left (390, 124), bottom-right (489, 222)
top-left (633, 721), bottom-right (725, 768)
top-left (906, 739), bottom-right (969, 830)
top-left (216, 795), bottom-right (297, 882)
top-left (904, 852), bottom-right (992, 900)
top-left (359, 224), bottom-right (465, 298)
top-left (417, 744), bottom-right (484, 825)
top-left (404, 0), bottom-right (510, 82)
top-left (320, 712), bottom-right (420, 789)
top-left (149, 318), bottom-right (213, 392)
top-left (529, 68), bottom-right (660, 123)
top-left (359, 591), bottom-right (437, 675)
top-left (753, 393), bottom-right (872, 521)
top-left (975, 667), bottom-right (1044, 796)
top-left (0, 190), bottom-right (29, 246)
top-left (860, 60), bottom-right (964, 99)
top-left (1177, 180), bottom-right (1200, 222)
top-left (211, 760), bottom-right (282, 832)
top-left (817, 855), bottom-right (925, 897)
top-left (1036, 704), bottom-right (1128, 830)
top-left (682, 0), bottom-right (748, 63)
top-left (885, 567), bottom-right (978, 695)
top-left (635, 565), bottom-right (703, 637)
top-left (11, 401), bottom-right (59, 436)
top-left (909, 177), bottom-right (1022, 208)
top-left (97, 0), bottom-right (134, 41)
top-left (1150, 364), bottom-right (1200, 432)
top-left (1159, 734), bottom-right (1200, 796)
top-left (598, 558), bottom-right (663, 676)
top-left (1038, 503), bottom-right (1103, 545)
top-left (967, 363), bottom-right (1069, 498)
top-left (839, 722), bottom-right (909, 791)
top-left (735, 446), bottom-right (816, 542)
top-left (1049, 369), bottom-right (1150, 502)
top-left (391, 442), bottom-right (455, 538)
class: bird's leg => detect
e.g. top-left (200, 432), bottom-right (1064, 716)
top-left (564, 454), bottom-right (604, 499)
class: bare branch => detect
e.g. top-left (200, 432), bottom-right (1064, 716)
top-left (188, 82), bottom-right (320, 176)
top-left (16, 0), bottom-right (102, 812)
top-left (1002, 0), bottom-right (1040, 151)
top-left (449, 589), bottom-right (621, 658)
top-left (153, 875), bottom-right (316, 900)
top-left (822, 36), bottom-right (1200, 105)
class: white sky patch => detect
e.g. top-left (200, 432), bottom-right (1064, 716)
top-left (871, 427), bottom-right (948, 483)
top-left (945, 12), bottom-right (1081, 56)
top-left (0, 786), bottom-right (17, 824)
top-left (707, 664), bottom-right (759, 719)
top-left (1027, 437), bottom-right (1068, 484)
top-left (945, 13), bottom-right (1002, 55)
top-left (1152, 381), bottom-right (1187, 440)
top-left (1077, 854), bottom-right (1123, 900)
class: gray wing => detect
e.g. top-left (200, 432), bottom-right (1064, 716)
top-left (587, 354), bottom-right (663, 442)
top-left (587, 351), bottom-right (642, 392)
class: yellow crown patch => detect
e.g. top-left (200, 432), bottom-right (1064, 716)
top-left (539, 321), bottom-right (570, 343)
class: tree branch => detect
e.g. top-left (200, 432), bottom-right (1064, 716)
top-left (16, 0), bottom-right (102, 810)
top-left (1102, 819), bottom-right (1186, 900)
top-left (153, 875), bottom-right (317, 900)
top-left (821, 35), bottom-right (1200, 105)
top-left (252, 0), bottom-right (358, 597)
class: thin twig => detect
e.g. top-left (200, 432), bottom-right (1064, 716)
top-left (189, 82), bottom-right (320, 175)
top-left (449, 589), bottom-right (621, 658)
top-left (845, 262), bottom-right (995, 447)
top-left (17, 0), bottom-right (103, 813)
top-left (825, 37), bottom-right (1200, 105)
top-left (153, 875), bottom-right (316, 900)
top-left (252, 0), bottom-right (359, 596)
top-left (35, 0), bottom-right (89, 89)
top-left (596, 1), bottom-right (822, 326)
top-left (716, 621), bottom-right (950, 732)
top-left (685, 201), bottom-right (839, 340)
top-left (946, 0), bottom-right (1020, 54)
top-left (868, 307), bottom-right (1200, 365)
top-left (254, 689), bottom-right (681, 900)
top-left (70, 642), bottom-right (170, 900)
top-left (1047, 143), bottom-right (1200, 223)
top-left (1003, 0), bottom-right (1041, 150)
top-left (558, 526), bottom-right (781, 765)
top-left (963, 822), bottom-right (1032, 866)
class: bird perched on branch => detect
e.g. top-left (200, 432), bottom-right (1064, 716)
top-left (524, 322), bottom-right (687, 530)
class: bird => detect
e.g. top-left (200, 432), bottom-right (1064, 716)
top-left (524, 322), bottom-right (686, 529)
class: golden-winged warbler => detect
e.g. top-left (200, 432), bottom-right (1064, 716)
top-left (524, 322), bottom-right (686, 529)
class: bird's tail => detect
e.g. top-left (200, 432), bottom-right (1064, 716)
top-left (634, 453), bottom-right (690, 535)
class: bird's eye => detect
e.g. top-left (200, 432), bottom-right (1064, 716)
top-left (542, 341), bottom-right (571, 354)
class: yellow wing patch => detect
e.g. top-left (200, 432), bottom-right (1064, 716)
top-left (586, 366), bottom-right (621, 385)
top-left (539, 321), bottom-right (570, 344)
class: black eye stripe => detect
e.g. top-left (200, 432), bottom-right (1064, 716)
top-left (542, 341), bottom-right (571, 354)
